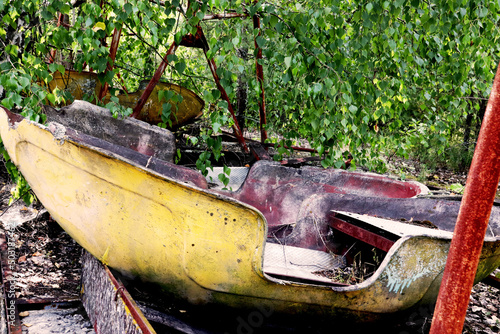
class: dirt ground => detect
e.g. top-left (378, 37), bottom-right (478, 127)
top-left (0, 154), bottom-right (498, 333)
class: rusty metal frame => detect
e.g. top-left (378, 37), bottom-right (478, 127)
top-left (130, 42), bottom-right (179, 118)
top-left (47, 13), bottom-right (65, 64)
top-left (48, 2), bottom-right (268, 153)
top-left (0, 232), bottom-right (22, 334)
top-left (98, 26), bottom-right (122, 101)
top-left (196, 26), bottom-right (249, 153)
top-left (430, 62), bottom-right (500, 333)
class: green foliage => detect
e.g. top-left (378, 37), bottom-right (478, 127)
top-left (448, 183), bottom-right (465, 194)
top-left (105, 95), bottom-right (133, 118)
top-left (0, 144), bottom-right (35, 205)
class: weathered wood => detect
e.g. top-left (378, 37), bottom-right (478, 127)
top-left (81, 251), bottom-right (156, 334)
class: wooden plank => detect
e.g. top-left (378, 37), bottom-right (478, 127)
top-left (81, 251), bottom-right (156, 334)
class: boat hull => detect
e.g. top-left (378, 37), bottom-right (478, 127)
top-left (1, 107), bottom-right (499, 323)
top-left (46, 70), bottom-right (204, 128)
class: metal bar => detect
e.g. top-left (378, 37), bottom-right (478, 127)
top-left (481, 273), bottom-right (500, 290)
top-left (104, 266), bottom-right (156, 334)
top-left (130, 42), bottom-right (178, 118)
top-left (280, 157), bottom-right (322, 165)
top-left (98, 27), bottom-right (122, 101)
top-left (222, 130), bottom-right (321, 153)
top-left (196, 26), bottom-right (249, 153)
top-left (202, 12), bottom-right (248, 20)
top-left (252, 10), bottom-right (268, 145)
top-left (48, 13), bottom-right (64, 64)
top-left (328, 217), bottom-right (395, 252)
top-left (429, 62), bottom-right (500, 334)
top-left (116, 72), bottom-right (129, 94)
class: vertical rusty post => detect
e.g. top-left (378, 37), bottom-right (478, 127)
top-left (252, 4), bottom-right (268, 145)
top-left (196, 26), bottom-right (249, 153)
top-left (130, 42), bottom-right (178, 118)
top-left (429, 63), bottom-right (500, 333)
top-left (98, 27), bottom-right (122, 101)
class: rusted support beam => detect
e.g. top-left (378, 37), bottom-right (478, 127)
top-left (430, 62), bottom-right (500, 334)
top-left (196, 26), bottom-right (249, 153)
top-left (280, 157), bottom-right (322, 165)
top-left (202, 12), bottom-right (248, 20)
top-left (328, 215), bottom-right (395, 252)
top-left (221, 129), bottom-right (327, 154)
top-left (0, 232), bottom-right (22, 334)
top-left (482, 273), bottom-right (500, 290)
top-left (179, 32), bottom-right (206, 49)
top-left (48, 13), bottom-right (65, 64)
top-left (252, 10), bottom-right (268, 145)
top-left (98, 27), bottom-right (122, 101)
top-left (130, 42), bottom-right (178, 118)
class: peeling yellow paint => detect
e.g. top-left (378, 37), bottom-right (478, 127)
top-left (101, 246), bottom-right (111, 266)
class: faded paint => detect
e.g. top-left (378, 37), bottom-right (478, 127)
top-left (385, 240), bottom-right (448, 294)
top-left (46, 70), bottom-right (204, 128)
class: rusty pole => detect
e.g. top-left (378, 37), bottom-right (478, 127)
top-left (48, 13), bottom-right (64, 64)
top-left (252, 9), bottom-right (268, 145)
top-left (98, 27), bottom-right (122, 101)
top-left (196, 26), bottom-right (249, 153)
top-left (429, 62), bottom-right (500, 333)
top-left (130, 42), bottom-right (178, 118)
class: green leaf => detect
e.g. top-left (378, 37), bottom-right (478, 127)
top-left (18, 77), bottom-right (30, 89)
top-left (388, 40), bottom-right (396, 50)
top-left (6, 44), bottom-right (18, 58)
top-left (311, 119), bottom-right (319, 130)
top-left (256, 36), bottom-right (266, 48)
top-left (1, 97), bottom-right (13, 109)
top-left (49, 63), bottom-right (59, 73)
top-left (175, 61), bottom-right (186, 74)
